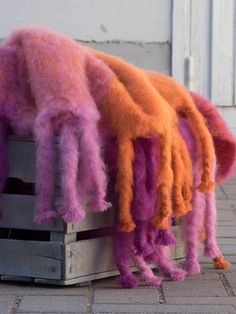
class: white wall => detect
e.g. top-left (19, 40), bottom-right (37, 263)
top-left (0, 0), bottom-right (172, 72)
top-left (0, 0), bottom-right (171, 42)
top-left (0, 0), bottom-right (235, 133)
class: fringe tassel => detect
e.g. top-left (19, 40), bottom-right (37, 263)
top-left (213, 255), bottom-right (231, 269)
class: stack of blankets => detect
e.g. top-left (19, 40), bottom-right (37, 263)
top-left (0, 27), bottom-right (236, 288)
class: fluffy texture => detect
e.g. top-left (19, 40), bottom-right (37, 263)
top-left (146, 71), bottom-right (215, 192)
top-left (179, 118), bottom-right (229, 274)
top-left (86, 52), bottom-right (176, 232)
top-left (109, 135), bottom-right (186, 287)
top-left (1, 28), bottom-right (234, 283)
top-left (89, 49), bottom-right (194, 231)
top-left (190, 91), bottom-right (236, 184)
top-left (106, 136), bottom-right (163, 287)
top-left (2, 27), bottom-right (110, 223)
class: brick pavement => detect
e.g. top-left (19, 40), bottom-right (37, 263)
top-left (0, 175), bottom-right (236, 313)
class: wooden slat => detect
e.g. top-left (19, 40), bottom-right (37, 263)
top-left (65, 237), bottom-right (114, 280)
top-left (50, 232), bottom-right (77, 243)
top-left (7, 138), bottom-right (36, 183)
top-left (0, 239), bottom-right (62, 280)
top-left (64, 226), bottom-right (185, 280)
top-left (64, 208), bottom-right (113, 233)
top-left (34, 270), bottom-right (120, 286)
top-left (0, 194), bottom-right (114, 232)
top-left (7, 137), bottom-right (60, 184)
top-left (1, 275), bottom-right (33, 282)
top-left (0, 194), bottom-right (64, 231)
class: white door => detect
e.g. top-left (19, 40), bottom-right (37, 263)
top-left (172, 0), bottom-right (236, 107)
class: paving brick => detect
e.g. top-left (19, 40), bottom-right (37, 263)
top-left (0, 295), bottom-right (15, 313)
top-left (184, 274), bottom-right (206, 281)
top-left (216, 187), bottom-right (226, 200)
top-left (218, 244), bottom-right (236, 255)
top-left (217, 226), bottom-right (236, 237)
top-left (226, 195), bottom-right (236, 200)
top-left (217, 221), bottom-right (236, 226)
top-left (166, 296), bottom-right (236, 305)
top-left (221, 185), bottom-right (236, 194)
top-left (184, 273), bottom-right (219, 281)
top-left (217, 210), bottom-right (236, 221)
top-left (94, 287), bottom-right (159, 304)
top-left (0, 282), bottom-right (87, 295)
top-left (92, 275), bottom-right (158, 289)
top-left (225, 273), bottom-right (236, 288)
top-left (217, 238), bottom-right (236, 245)
top-left (17, 295), bottom-right (85, 313)
top-left (162, 279), bottom-right (226, 297)
top-left (92, 303), bottom-right (235, 313)
top-left (216, 199), bottom-right (235, 209)
top-left (204, 272), bottom-right (220, 280)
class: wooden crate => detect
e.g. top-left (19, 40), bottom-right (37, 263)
top-left (0, 137), bottom-right (185, 286)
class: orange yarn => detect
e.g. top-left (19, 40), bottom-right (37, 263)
top-left (146, 71), bottom-right (215, 193)
top-left (86, 53), bottom-right (157, 232)
top-left (90, 49), bottom-right (177, 230)
top-left (213, 255), bottom-right (231, 269)
top-left (104, 77), bottom-right (156, 232)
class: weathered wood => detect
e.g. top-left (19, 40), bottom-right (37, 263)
top-left (34, 271), bottom-right (120, 286)
top-left (7, 138), bottom-right (36, 183)
top-left (64, 209), bottom-right (113, 233)
top-left (0, 194), bottom-right (64, 231)
top-left (50, 232), bottom-right (77, 243)
top-left (0, 239), bottom-right (62, 280)
top-left (0, 239), bottom-right (62, 259)
top-left (0, 226), bottom-right (184, 284)
top-left (0, 275), bottom-right (33, 282)
top-left (64, 226), bottom-right (185, 281)
top-left (34, 265), bottom-right (149, 286)
top-left (7, 137), bottom-right (60, 185)
top-left (64, 237), bottom-right (115, 280)
top-left (0, 194), bottom-right (113, 232)
top-left (0, 137), bottom-right (185, 285)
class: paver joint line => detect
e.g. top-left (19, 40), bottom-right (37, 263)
top-left (157, 285), bottom-right (165, 304)
top-left (8, 295), bottom-right (22, 314)
top-left (84, 286), bottom-right (94, 313)
top-left (219, 272), bottom-right (235, 297)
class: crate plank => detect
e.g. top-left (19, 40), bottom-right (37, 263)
top-left (34, 270), bottom-right (121, 286)
top-left (0, 194), bottom-right (113, 232)
top-left (0, 239), bottom-right (62, 280)
top-left (7, 138), bottom-right (36, 183)
top-left (0, 239), bottom-right (62, 259)
top-left (50, 232), bottom-right (77, 243)
top-left (65, 237), bottom-right (114, 280)
top-left (1, 275), bottom-right (33, 282)
top-left (7, 137), bottom-right (60, 184)
top-left (64, 230), bottom-right (185, 280)
top-left (65, 209), bottom-right (113, 233)
top-left (0, 194), bottom-right (64, 231)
